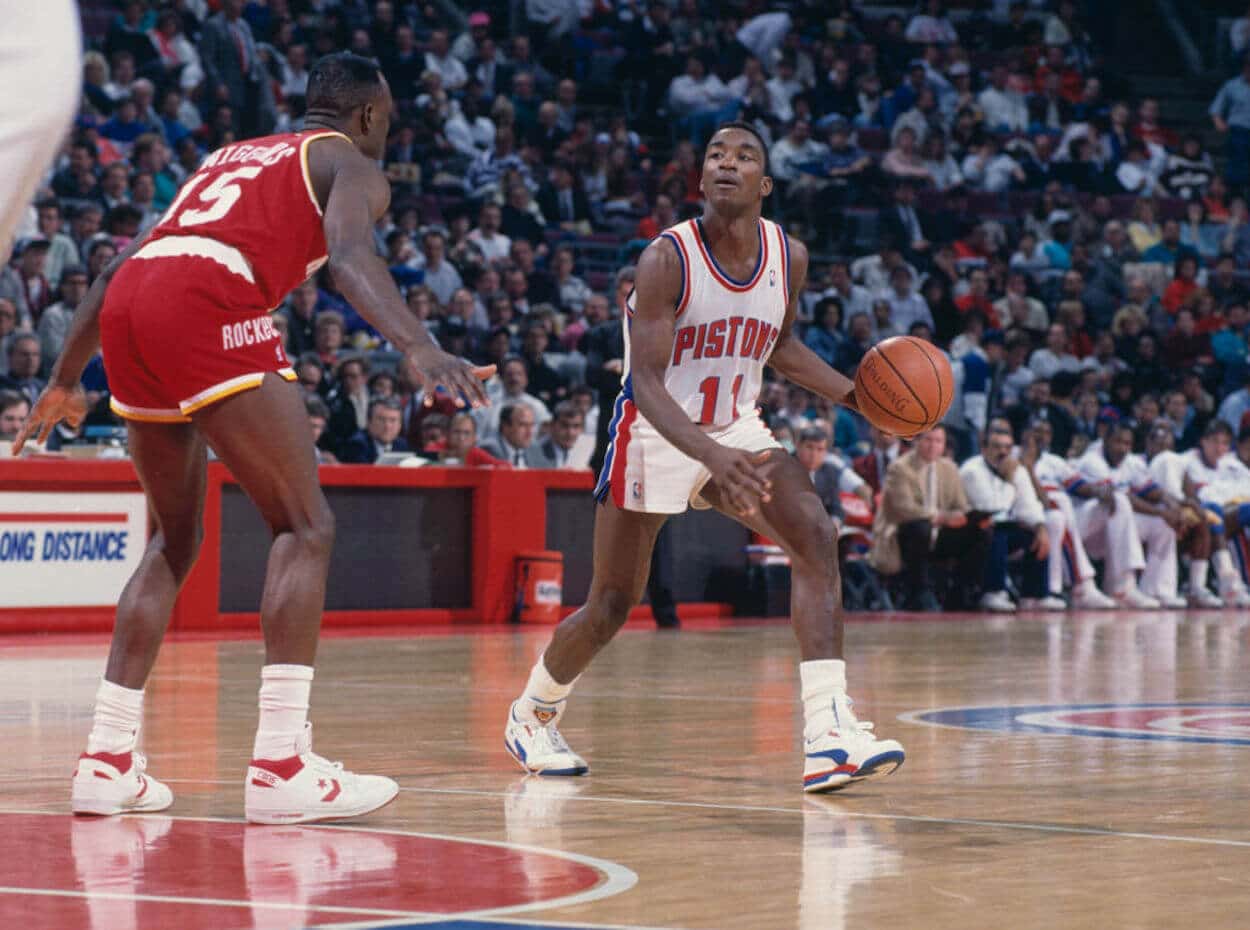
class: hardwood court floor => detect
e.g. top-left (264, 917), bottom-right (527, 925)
top-left (2, 610), bottom-right (1250, 930)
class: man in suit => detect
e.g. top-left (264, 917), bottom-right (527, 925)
top-left (795, 428), bottom-right (872, 523)
top-left (339, 397), bottom-right (411, 464)
top-left (481, 403), bottom-right (537, 467)
top-left (870, 426), bottom-right (985, 611)
top-left (853, 427), bottom-right (901, 496)
top-left (536, 162), bottom-right (592, 234)
top-left (529, 401), bottom-right (595, 470)
top-left (198, 0), bottom-right (275, 136)
top-left (0, 334), bottom-right (46, 408)
top-left (878, 181), bottom-right (931, 265)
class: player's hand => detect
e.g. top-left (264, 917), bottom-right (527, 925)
top-left (1098, 486), bottom-right (1117, 513)
top-left (1031, 525), bottom-right (1050, 560)
top-left (937, 510), bottom-right (967, 529)
top-left (707, 448), bottom-right (775, 517)
top-left (839, 388), bottom-right (859, 412)
top-left (12, 384), bottom-right (87, 455)
top-left (408, 348), bottom-right (494, 408)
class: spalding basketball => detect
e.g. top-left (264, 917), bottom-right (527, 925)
top-left (853, 336), bottom-right (954, 438)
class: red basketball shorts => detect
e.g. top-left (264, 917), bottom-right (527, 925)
top-left (100, 251), bottom-right (294, 423)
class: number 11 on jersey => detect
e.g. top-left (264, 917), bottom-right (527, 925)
top-left (697, 374), bottom-right (744, 426)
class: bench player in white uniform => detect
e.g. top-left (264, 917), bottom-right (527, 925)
top-left (1022, 420), bottom-right (1117, 609)
top-left (0, 1), bottom-right (81, 263)
top-left (1197, 424), bottom-right (1250, 600)
top-left (1145, 420), bottom-right (1250, 606)
top-left (504, 123), bottom-right (904, 793)
top-left (1072, 423), bottom-right (1182, 608)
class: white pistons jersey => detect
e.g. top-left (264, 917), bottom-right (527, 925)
top-left (593, 217), bottom-right (790, 512)
top-left (635, 217), bottom-right (790, 428)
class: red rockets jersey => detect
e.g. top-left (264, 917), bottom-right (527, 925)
top-left (141, 129), bottom-right (350, 311)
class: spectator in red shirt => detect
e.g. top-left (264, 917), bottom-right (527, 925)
top-left (635, 193), bottom-right (677, 241)
top-left (955, 268), bottom-right (1001, 327)
top-left (1033, 45), bottom-right (1083, 104)
top-left (1132, 97), bottom-right (1177, 149)
top-left (1162, 255), bottom-right (1200, 315)
top-left (1163, 307), bottom-right (1212, 369)
top-left (432, 411), bottom-right (509, 466)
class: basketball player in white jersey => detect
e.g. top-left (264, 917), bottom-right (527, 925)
top-left (0, 1), bottom-right (81, 264)
top-left (1145, 420), bottom-right (1250, 607)
top-left (1191, 421), bottom-right (1250, 605)
top-left (1072, 423), bottom-right (1182, 608)
top-left (503, 123), bottom-right (904, 793)
top-left (1021, 420), bottom-right (1116, 609)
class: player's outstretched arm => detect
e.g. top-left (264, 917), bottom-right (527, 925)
top-left (765, 236), bottom-right (857, 408)
top-left (14, 231), bottom-right (151, 453)
top-left (631, 237), bottom-right (772, 515)
top-left (317, 142), bottom-right (492, 407)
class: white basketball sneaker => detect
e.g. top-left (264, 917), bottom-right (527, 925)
top-left (978, 590), bottom-right (1016, 613)
top-left (1115, 587), bottom-right (1160, 609)
top-left (504, 700), bottom-right (589, 776)
top-left (1219, 579), bottom-right (1250, 608)
top-left (71, 751), bottom-right (173, 816)
top-left (1019, 595), bottom-right (1067, 611)
top-left (1071, 584), bottom-right (1117, 610)
top-left (1148, 591), bottom-right (1187, 609)
top-left (803, 696), bottom-right (905, 793)
top-left (245, 723), bottom-right (399, 825)
top-left (1189, 587), bottom-right (1224, 608)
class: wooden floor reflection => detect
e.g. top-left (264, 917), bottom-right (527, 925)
top-left (1, 609), bottom-right (1249, 929)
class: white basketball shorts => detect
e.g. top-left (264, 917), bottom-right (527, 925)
top-left (594, 408), bottom-right (781, 514)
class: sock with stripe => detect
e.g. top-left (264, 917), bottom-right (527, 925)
top-left (252, 665), bottom-right (313, 761)
top-left (86, 679), bottom-right (144, 755)
top-left (516, 654), bottom-right (577, 725)
top-left (800, 658), bottom-right (847, 743)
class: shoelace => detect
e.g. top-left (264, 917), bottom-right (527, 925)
top-left (532, 722), bottom-right (574, 755)
top-left (832, 698), bottom-right (879, 744)
top-left (132, 753), bottom-right (149, 775)
top-left (295, 723), bottom-right (357, 785)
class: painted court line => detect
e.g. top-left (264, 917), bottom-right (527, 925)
top-left (0, 809), bottom-right (637, 923)
top-left (391, 785), bottom-right (1250, 850)
top-left (0, 885), bottom-right (429, 918)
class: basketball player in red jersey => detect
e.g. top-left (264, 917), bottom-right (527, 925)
top-left (505, 123), bottom-right (904, 792)
top-left (16, 54), bottom-right (493, 823)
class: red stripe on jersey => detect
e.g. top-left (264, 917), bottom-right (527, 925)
top-left (691, 218), bottom-right (768, 292)
top-left (661, 231), bottom-right (694, 318)
top-left (609, 400), bottom-right (638, 508)
top-left (776, 223), bottom-right (790, 306)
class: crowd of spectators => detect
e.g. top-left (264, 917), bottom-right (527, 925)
top-left (4, 0), bottom-right (1250, 611)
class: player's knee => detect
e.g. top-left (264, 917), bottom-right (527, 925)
top-left (159, 523), bottom-right (203, 582)
top-left (298, 501), bottom-right (336, 558)
top-left (594, 588), bottom-right (637, 634)
top-left (789, 511), bottom-right (839, 571)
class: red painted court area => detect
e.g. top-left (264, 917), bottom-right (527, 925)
top-left (0, 812), bottom-right (608, 929)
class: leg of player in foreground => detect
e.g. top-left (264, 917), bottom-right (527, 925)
top-left (699, 453), bottom-right (904, 791)
top-left (0, 0), bottom-right (81, 263)
top-left (504, 502), bottom-right (667, 776)
top-left (71, 375), bottom-right (398, 822)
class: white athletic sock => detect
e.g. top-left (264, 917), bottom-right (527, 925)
top-left (252, 665), bottom-right (313, 760)
top-left (799, 659), bottom-right (847, 742)
top-left (516, 654), bottom-right (576, 724)
top-left (86, 679), bottom-right (144, 755)
top-left (1213, 550), bottom-right (1242, 589)
top-left (1189, 558), bottom-right (1210, 594)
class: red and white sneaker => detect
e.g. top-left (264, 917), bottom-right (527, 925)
top-left (71, 751), bottom-right (173, 816)
top-left (244, 723), bottom-right (399, 825)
